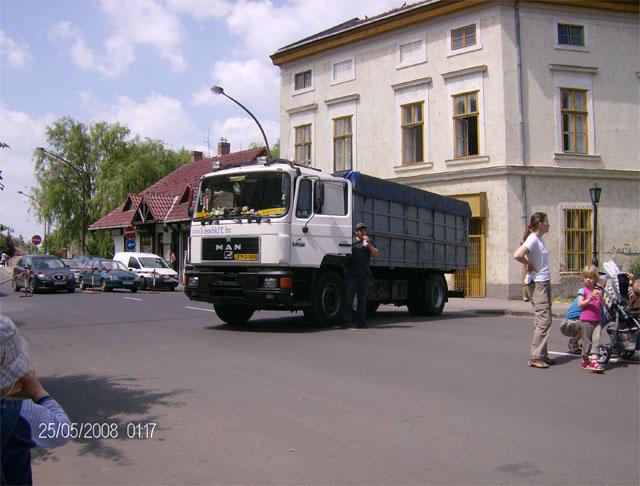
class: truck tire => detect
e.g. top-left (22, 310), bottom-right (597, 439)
top-left (407, 273), bottom-right (447, 316)
top-left (214, 304), bottom-right (254, 326)
top-left (424, 273), bottom-right (447, 316)
top-left (303, 271), bottom-right (343, 326)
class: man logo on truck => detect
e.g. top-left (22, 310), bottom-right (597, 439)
top-left (216, 243), bottom-right (243, 251)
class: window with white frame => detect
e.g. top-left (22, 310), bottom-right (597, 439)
top-left (453, 92), bottom-right (479, 158)
top-left (294, 124), bottom-right (312, 165)
top-left (401, 102), bottom-right (424, 164)
top-left (451, 24), bottom-right (476, 50)
top-left (398, 38), bottom-right (426, 68)
top-left (294, 70), bottom-right (313, 91)
top-left (331, 56), bottom-right (355, 84)
top-left (333, 116), bottom-right (352, 172)
top-left (561, 88), bottom-right (588, 154)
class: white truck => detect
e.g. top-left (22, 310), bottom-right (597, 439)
top-left (183, 158), bottom-right (470, 326)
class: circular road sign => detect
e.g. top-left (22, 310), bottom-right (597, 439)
top-left (124, 225), bottom-right (135, 238)
top-left (125, 239), bottom-right (136, 251)
top-left (31, 235), bottom-right (42, 246)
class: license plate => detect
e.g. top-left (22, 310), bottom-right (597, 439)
top-left (234, 253), bottom-right (258, 261)
top-left (54, 281), bottom-right (66, 285)
top-left (122, 281), bottom-right (133, 286)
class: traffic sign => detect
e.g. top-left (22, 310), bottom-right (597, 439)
top-left (125, 239), bottom-right (136, 251)
top-left (124, 225), bottom-right (135, 238)
top-left (31, 234), bottom-right (42, 245)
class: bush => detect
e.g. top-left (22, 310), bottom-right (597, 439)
top-left (629, 260), bottom-right (640, 277)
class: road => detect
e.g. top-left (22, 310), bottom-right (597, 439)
top-left (0, 278), bottom-right (638, 485)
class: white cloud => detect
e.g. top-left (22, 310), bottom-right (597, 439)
top-left (0, 106), bottom-right (56, 239)
top-left (226, 0), bottom-right (402, 59)
top-left (166, 0), bottom-right (231, 19)
top-left (191, 58), bottom-right (279, 115)
top-left (211, 116), bottom-right (279, 152)
top-left (0, 30), bottom-right (32, 68)
top-left (85, 92), bottom-right (200, 149)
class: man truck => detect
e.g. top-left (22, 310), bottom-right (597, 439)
top-left (183, 158), bottom-right (470, 326)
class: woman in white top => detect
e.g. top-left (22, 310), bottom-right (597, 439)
top-left (514, 212), bottom-right (555, 369)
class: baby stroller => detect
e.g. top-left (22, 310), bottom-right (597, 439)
top-left (598, 271), bottom-right (640, 364)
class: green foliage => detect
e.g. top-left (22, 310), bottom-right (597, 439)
top-left (32, 117), bottom-right (189, 255)
top-left (0, 233), bottom-right (15, 256)
top-left (269, 139), bottom-right (280, 159)
top-left (629, 260), bottom-right (640, 277)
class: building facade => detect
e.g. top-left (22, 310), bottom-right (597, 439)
top-left (271, 0), bottom-right (639, 298)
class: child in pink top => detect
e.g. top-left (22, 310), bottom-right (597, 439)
top-left (578, 265), bottom-right (605, 372)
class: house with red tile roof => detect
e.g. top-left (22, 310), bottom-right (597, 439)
top-left (89, 144), bottom-right (267, 274)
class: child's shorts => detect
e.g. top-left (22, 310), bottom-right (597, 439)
top-left (560, 318), bottom-right (581, 337)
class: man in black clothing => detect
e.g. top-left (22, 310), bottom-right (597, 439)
top-left (343, 222), bottom-right (380, 328)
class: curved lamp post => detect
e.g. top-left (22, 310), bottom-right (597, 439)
top-left (589, 183), bottom-right (602, 267)
top-left (17, 190), bottom-right (48, 254)
top-left (36, 147), bottom-right (89, 253)
top-left (210, 85), bottom-right (270, 158)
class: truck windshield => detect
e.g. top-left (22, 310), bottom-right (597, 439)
top-left (195, 171), bottom-right (291, 220)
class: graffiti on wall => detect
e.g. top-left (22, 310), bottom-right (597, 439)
top-left (606, 244), bottom-right (640, 268)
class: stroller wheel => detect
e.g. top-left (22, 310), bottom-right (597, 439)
top-left (620, 350), bottom-right (635, 360)
top-left (597, 345), bottom-right (610, 365)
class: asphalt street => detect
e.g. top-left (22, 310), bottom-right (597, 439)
top-left (0, 274), bottom-right (638, 485)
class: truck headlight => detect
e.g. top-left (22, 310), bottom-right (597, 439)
top-left (187, 276), bottom-right (199, 287)
top-left (263, 277), bottom-right (278, 289)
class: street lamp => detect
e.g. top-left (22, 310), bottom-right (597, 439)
top-left (589, 183), bottom-right (602, 267)
top-left (210, 85), bottom-right (270, 157)
top-left (17, 190), bottom-right (48, 255)
top-left (36, 147), bottom-right (89, 253)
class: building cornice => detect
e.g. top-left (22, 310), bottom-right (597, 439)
top-left (325, 94), bottom-right (360, 106)
top-left (271, 1), bottom-right (638, 66)
top-left (441, 65), bottom-right (487, 80)
top-left (549, 64), bottom-right (599, 74)
top-left (391, 77), bottom-right (433, 91)
top-left (392, 165), bottom-right (640, 186)
top-left (285, 103), bottom-right (318, 115)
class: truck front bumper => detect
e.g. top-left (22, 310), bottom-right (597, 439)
top-left (183, 269), bottom-right (297, 309)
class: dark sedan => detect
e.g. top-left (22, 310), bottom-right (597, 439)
top-left (79, 258), bottom-right (140, 292)
top-left (12, 255), bottom-right (75, 293)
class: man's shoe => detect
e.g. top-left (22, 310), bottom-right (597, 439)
top-left (542, 357), bottom-right (556, 366)
top-left (528, 359), bottom-right (549, 369)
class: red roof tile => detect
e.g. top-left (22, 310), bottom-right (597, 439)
top-left (90, 147), bottom-right (266, 230)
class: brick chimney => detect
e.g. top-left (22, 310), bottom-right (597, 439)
top-left (190, 150), bottom-right (203, 162)
top-left (217, 138), bottom-right (230, 156)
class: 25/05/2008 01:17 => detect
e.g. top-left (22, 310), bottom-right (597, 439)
top-left (38, 422), bottom-right (158, 440)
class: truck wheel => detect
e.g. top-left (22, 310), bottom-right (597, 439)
top-left (366, 301), bottom-right (379, 317)
top-left (304, 271), bottom-right (343, 325)
top-left (424, 273), bottom-right (447, 316)
top-left (214, 304), bottom-right (254, 326)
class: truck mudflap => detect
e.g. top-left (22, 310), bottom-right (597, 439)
top-left (183, 268), bottom-right (297, 309)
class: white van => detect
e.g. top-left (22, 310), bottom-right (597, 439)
top-left (112, 252), bottom-right (179, 291)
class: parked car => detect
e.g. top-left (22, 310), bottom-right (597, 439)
top-left (79, 258), bottom-right (140, 292)
top-left (62, 258), bottom-right (82, 286)
top-left (113, 252), bottom-right (179, 291)
top-left (12, 255), bottom-right (75, 293)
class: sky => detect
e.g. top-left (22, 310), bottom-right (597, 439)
top-left (0, 0), bottom-right (401, 241)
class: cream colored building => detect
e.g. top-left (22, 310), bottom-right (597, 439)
top-left (270, 0), bottom-right (639, 299)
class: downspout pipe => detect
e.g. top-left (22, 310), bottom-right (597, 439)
top-left (515, 0), bottom-right (527, 223)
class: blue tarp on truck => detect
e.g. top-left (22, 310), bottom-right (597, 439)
top-left (335, 171), bottom-right (470, 271)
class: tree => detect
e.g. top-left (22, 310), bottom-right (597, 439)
top-left (35, 117), bottom-right (129, 254)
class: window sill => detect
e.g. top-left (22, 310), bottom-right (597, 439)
top-left (393, 161), bottom-right (434, 173)
top-left (554, 153), bottom-right (601, 163)
top-left (445, 155), bottom-right (490, 166)
top-left (446, 44), bottom-right (482, 58)
top-left (555, 45), bottom-right (590, 53)
top-left (292, 87), bottom-right (314, 97)
top-left (396, 60), bottom-right (428, 71)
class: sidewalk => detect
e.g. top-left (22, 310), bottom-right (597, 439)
top-left (444, 296), bottom-right (569, 318)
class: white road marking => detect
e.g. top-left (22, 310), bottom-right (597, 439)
top-left (124, 297), bottom-right (143, 301)
top-left (549, 351), bottom-right (573, 356)
top-left (185, 306), bottom-right (216, 313)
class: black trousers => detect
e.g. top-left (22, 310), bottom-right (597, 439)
top-left (344, 276), bottom-right (369, 326)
